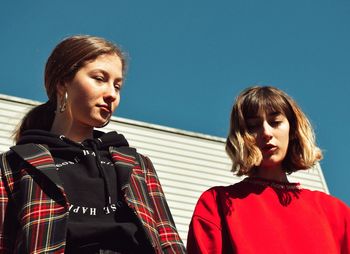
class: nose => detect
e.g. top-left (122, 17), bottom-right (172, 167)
top-left (104, 83), bottom-right (117, 103)
top-left (261, 121), bottom-right (273, 141)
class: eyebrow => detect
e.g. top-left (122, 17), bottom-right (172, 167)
top-left (268, 112), bottom-right (281, 117)
top-left (247, 111), bottom-right (281, 120)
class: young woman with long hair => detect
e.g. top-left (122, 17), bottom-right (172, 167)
top-left (0, 35), bottom-right (185, 254)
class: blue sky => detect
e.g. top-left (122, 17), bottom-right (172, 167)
top-left (1, 0), bottom-right (349, 205)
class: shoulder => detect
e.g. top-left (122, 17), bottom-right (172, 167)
top-left (0, 149), bottom-right (25, 172)
top-left (191, 185), bottom-right (239, 228)
top-left (301, 189), bottom-right (350, 235)
top-left (299, 189), bottom-right (350, 224)
top-left (198, 179), bottom-right (251, 199)
top-left (0, 150), bottom-right (27, 191)
top-left (0, 150), bottom-right (12, 170)
top-left (198, 186), bottom-right (229, 200)
top-left (198, 179), bottom-right (247, 197)
top-left (0, 149), bottom-right (16, 159)
top-left (194, 184), bottom-right (238, 211)
top-left (194, 180), bottom-right (256, 214)
top-left (109, 146), bottom-right (139, 164)
top-left (301, 189), bottom-right (350, 214)
top-left (109, 145), bottom-right (149, 162)
top-left (123, 150), bottom-right (154, 171)
top-left (0, 149), bottom-right (14, 160)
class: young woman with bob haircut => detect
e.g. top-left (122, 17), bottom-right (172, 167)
top-left (0, 35), bottom-right (185, 254)
top-left (187, 86), bottom-right (350, 254)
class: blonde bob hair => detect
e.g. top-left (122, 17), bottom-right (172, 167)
top-left (226, 86), bottom-right (322, 176)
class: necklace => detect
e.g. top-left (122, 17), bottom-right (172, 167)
top-left (244, 177), bottom-right (301, 190)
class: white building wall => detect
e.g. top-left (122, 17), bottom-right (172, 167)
top-left (0, 93), bottom-right (329, 244)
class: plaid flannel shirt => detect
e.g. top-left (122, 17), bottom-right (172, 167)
top-left (0, 143), bottom-right (186, 254)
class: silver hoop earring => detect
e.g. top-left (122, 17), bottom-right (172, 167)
top-left (59, 92), bottom-right (68, 113)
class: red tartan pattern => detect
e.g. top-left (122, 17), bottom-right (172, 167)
top-left (111, 153), bottom-right (135, 164)
top-left (0, 146), bottom-right (186, 254)
top-left (139, 155), bottom-right (186, 254)
top-left (25, 144), bottom-right (56, 170)
top-left (27, 156), bottom-right (54, 167)
top-left (0, 150), bottom-right (67, 254)
top-left (110, 148), bottom-right (186, 253)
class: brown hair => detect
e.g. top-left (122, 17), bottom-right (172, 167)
top-left (226, 86), bottom-right (322, 176)
top-left (14, 35), bottom-right (126, 142)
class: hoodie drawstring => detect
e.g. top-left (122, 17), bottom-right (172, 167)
top-left (58, 134), bottom-right (115, 207)
top-left (88, 140), bottom-right (113, 206)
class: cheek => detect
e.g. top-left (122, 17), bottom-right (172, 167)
top-left (112, 94), bottom-right (121, 110)
top-left (282, 131), bottom-right (290, 150)
top-left (68, 89), bottom-right (88, 108)
top-left (281, 122), bottom-right (290, 141)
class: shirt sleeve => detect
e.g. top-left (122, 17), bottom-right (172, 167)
top-left (141, 155), bottom-right (186, 254)
top-left (342, 203), bottom-right (350, 254)
top-left (0, 152), bottom-right (17, 253)
top-left (187, 188), bottom-right (224, 254)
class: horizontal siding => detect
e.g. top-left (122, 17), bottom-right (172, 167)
top-left (0, 93), bottom-right (330, 245)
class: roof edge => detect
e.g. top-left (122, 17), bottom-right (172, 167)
top-left (0, 93), bottom-right (226, 143)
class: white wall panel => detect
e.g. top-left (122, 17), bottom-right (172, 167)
top-left (0, 93), bottom-right (330, 245)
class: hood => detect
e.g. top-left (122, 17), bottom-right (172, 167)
top-left (17, 129), bottom-right (129, 149)
top-left (17, 129), bottom-right (129, 206)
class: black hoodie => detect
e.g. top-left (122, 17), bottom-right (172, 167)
top-left (18, 130), bottom-right (153, 254)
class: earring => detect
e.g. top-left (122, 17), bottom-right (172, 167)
top-left (59, 92), bottom-right (68, 113)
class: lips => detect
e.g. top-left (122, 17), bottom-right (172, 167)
top-left (261, 144), bottom-right (277, 153)
top-left (98, 104), bottom-right (112, 113)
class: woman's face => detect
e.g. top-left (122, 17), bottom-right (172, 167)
top-left (246, 110), bottom-right (290, 171)
top-left (62, 53), bottom-right (123, 128)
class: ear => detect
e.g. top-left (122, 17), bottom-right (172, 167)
top-left (56, 81), bottom-right (67, 97)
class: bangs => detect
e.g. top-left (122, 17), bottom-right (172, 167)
top-left (241, 87), bottom-right (292, 119)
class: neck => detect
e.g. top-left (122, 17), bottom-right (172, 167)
top-left (252, 166), bottom-right (288, 182)
top-left (51, 113), bottom-right (93, 142)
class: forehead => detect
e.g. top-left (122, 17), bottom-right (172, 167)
top-left (242, 93), bottom-right (289, 119)
top-left (81, 54), bottom-right (123, 75)
top-left (85, 53), bottom-right (122, 66)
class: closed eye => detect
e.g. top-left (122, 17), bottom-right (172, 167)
top-left (94, 76), bottom-right (104, 81)
top-left (270, 120), bottom-right (282, 127)
top-left (246, 122), bottom-right (261, 132)
top-left (114, 79), bottom-right (123, 91)
top-left (114, 84), bottom-right (121, 91)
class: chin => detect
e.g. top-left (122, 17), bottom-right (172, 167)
top-left (86, 118), bottom-right (106, 128)
top-left (97, 118), bottom-right (110, 127)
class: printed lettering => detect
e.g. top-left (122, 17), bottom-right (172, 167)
top-left (90, 208), bottom-right (97, 216)
top-left (82, 207), bottom-right (89, 214)
top-left (103, 206), bottom-right (110, 214)
top-left (73, 206), bottom-right (80, 213)
top-left (82, 150), bottom-right (96, 157)
top-left (68, 203), bottom-right (124, 216)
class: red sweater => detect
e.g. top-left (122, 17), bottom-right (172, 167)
top-left (187, 178), bottom-right (350, 254)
